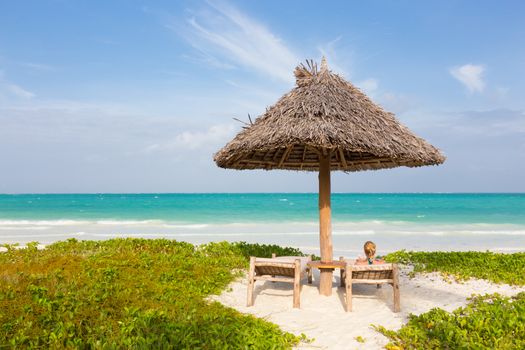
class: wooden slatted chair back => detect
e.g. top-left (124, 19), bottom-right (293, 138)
top-left (247, 255), bottom-right (312, 308)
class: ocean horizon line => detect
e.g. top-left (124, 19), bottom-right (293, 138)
top-left (2, 193), bottom-right (524, 232)
top-left (2, 192), bottom-right (525, 195)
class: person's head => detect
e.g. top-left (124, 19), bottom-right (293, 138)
top-left (364, 241), bottom-right (376, 259)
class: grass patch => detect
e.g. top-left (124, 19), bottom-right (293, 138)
top-left (380, 250), bottom-right (525, 349)
top-left (384, 250), bottom-right (525, 285)
top-left (376, 292), bottom-right (525, 349)
top-left (0, 239), bottom-right (303, 349)
top-left (232, 241), bottom-right (306, 260)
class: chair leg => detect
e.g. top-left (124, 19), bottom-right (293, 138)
top-left (247, 257), bottom-right (256, 307)
top-left (392, 264), bottom-right (400, 312)
top-left (293, 259), bottom-right (301, 308)
top-left (345, 263), bottom-right (353, 312)
top-left (271, 253), bottom-right (276, 282)
top-left (307, 255), bottom-right (313, 284)
top-left (339, 256), bottom-right (345, 287)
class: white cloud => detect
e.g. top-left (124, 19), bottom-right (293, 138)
top-left (6, 84), bottom-right (35, 99)
top-left (0, 99), bottom-right (134, 115)
top-left (0, 69), bottom-right (36, 100)
top-left (175, 1), bottom-right (298, 83)
top-left (414, 109), bottom-right (525, 137)
top-left (454, 109), bottom-right (525, 135)
top-left (378, 92), bottom-right (415, 114)
top-left (174, 124), bottom-right (235, 149)
top-left (357, 78), bottom-right (378, 95)
top-left (317, 36), bottom-right (351, 77)
top-left (450, 64), bottom-right (485, 93)
top-left (180, 52), bottom-right (236, 70)
top-left (144, 124), bottom-right (236, 153)
top-left (19, 62), bottom-right (54, 71)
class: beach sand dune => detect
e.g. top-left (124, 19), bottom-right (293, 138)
top-left (213, 266), bottom-right (525, 349)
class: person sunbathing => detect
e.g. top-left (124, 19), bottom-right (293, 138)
top-left (355, 241), bottom-right (385, 265)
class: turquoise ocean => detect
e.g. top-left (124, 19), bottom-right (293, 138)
top-left (1, 193), bottom-right (524, 255)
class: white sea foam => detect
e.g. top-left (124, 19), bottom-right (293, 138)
top-left (0, 226), bottom-right (50, 230)
top-left (92, 232), bottom-right (320, 238)
top-left (1, 219), bottom-right (525, 235)
top-left (382, 230), bottom-right (525, 236)
top-left (161, 224), bottom-right (210, 229)
top-left (92, 233), bottom-right (181, 237)
top-left (333, 230), bottom-right (376, 235)
top-left (0, 232), bottom-right (85, 239)
top-left (0, 220), bottom-right (90, 226)
top-left (1, 218), bottom-right (524, 253)
top-left (95, 220), bottom-right (163, 225)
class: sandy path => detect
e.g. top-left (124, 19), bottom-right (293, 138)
top-left (213, 266), bottom-right (525, 349)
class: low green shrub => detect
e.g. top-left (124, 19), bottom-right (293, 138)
top-left (376, 292), bottom-right (525, 349)
top-left (232, 241), bottom-right (306, 260)
top-left (384, 250), bottom-right (525, 285)
top-left (0, 238), bottom-right (302, 349)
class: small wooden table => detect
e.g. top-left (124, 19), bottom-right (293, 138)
top-left (307, 260), bottom-right (346, 271)
top-left (306, 261), bottom-right (346, 295)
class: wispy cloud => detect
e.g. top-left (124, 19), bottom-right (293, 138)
top-left (317, 36), bottom-right (351, 77)
top-left (451, 109), bottom-right (525, 135)
top-left (144, 124), bottom-right (236, 153)
top-left (450, 64), bottom-right (485, 93)
top-left (6, 84), bottom-right (35, 99)
top-left (18, 62), bottom-right (54, 72)
top-left (378, 92), bottom-right (415, 114)
top-left (174, 1), bottom-right (298, 83)
top-left (0, 99), bottom-right (134, 114)
top-left (180, 52), bottom-right (236, 70)
top-left (357, 78), bottom-right (379, 95)
top-left (414, 109), bottom-right (525, 138)
top-left (0, 71), bottom-right (36, 99)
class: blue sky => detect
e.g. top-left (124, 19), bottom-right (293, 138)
top-left (1, 0), bottom-right (524, 193)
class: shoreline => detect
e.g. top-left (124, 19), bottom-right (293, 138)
top-left (3, 238), bottom-right (524, 256)
top-left (2, 219), bottom-right (525, 254)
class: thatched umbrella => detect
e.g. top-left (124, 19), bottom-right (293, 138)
top-left (214, 58), bottom-right (445, 296)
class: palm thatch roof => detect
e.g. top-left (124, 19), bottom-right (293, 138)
top-left (214, 58), bottom-right (445, 171)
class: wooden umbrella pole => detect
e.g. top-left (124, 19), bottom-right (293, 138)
top-left (319, 152), bottom-right (333, 296)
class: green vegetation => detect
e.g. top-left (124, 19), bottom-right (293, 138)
top-left (376, 293), bottom-right (525, 349)
top-left (354, 335), bottom-right (365, 343)
top-left (0, 239), bottom-right (303, 349)
top-left (232, 241), bottom-right (306, 260)
top-left (380, 250), bottom-right (525, 349)
top-left (2, 242), bottom-right (524, 349)
top-left (385, 250), bottom-right (525, 285)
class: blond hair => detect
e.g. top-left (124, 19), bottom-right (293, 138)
top-left (364, 241), bottom-right (376, 259)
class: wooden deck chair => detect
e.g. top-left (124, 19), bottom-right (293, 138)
top-left (247, 255), bottom-right (312, 308)
top-left (340, 260), bottom-right (400, 312)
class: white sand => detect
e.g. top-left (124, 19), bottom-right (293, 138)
top-left (0, 243), bottom-right (46, 252)
top-left (212, 266), bottom-right (525, 349)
